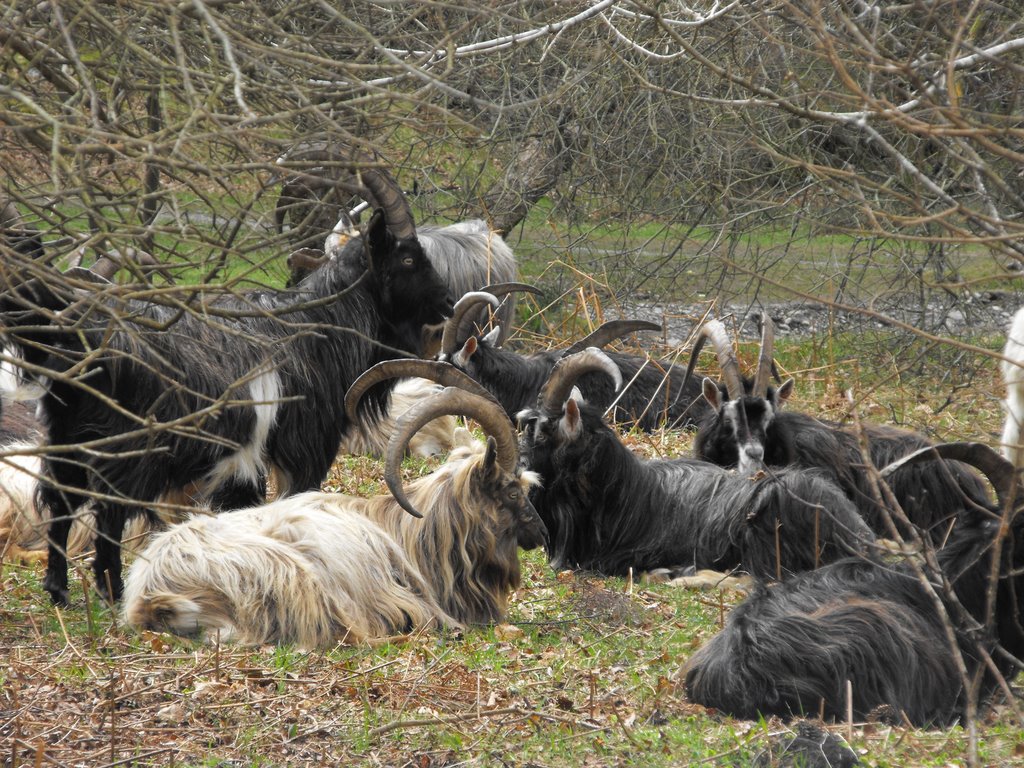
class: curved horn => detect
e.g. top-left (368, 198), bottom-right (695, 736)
top-left (352, 156), bottom-right (416, 240)
top-left (479, 282), bottom-right (543, 300)
top-left (385, 387), bottom-right (519, 518)
top-left (882, 442), bottom-right (1017, 512)
top-left (683, 320), bottom-right (744, 401)
top-left (753, 312), bottom-right (775, 398)
top-left (440, 291), bottom-right (500, 358)
top-left (538, 347), bottom-right (622, 419)
top-left (562, 320), bottom-right (662, 358)
top-left (89, 256), bottom-right (120, 281)
top-left (344, 358), bottom-right (500, 425)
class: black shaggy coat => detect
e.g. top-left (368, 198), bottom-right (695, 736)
top-left (517, 398), bottom-right (874, 579)
top-left (456, 337), bottom-right (709, 431)
top-left (683, 509), bottom-right (1024, 726)
top-left (696, 396), bottom-right (992, 541)
top-left (0, 211), bottom-right (451, 604)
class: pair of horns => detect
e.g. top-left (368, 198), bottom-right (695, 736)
top-left (439, 284), bottom-right (543, 358)
top-left (684, 312), bottom-right (776, 400)
top-left (344, 359), bottom-right (517, 519)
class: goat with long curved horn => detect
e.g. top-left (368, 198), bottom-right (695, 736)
top-left (684, 438), bottom-right (1024, 726)
top-left (385, 387), bottom-right (525, 520)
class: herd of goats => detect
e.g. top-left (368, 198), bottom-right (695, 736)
top-left (0, 162), bottom-right (1023, 733)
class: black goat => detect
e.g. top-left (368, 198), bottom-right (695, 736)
top-left (689, 316), bottom-right (992, 541)
top-left (516, 349), bottom-right (874, 579)
top-left (275, 145), bottom-right (519, 346)
top-left (441, 292), bottom-right (710, 431)
top-left (0, 172), bottom-right (452, 605)
top-left (684, 441), bottom-right (1024, 726)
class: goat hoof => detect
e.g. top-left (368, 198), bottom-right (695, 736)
top-left (96, 582), bottom-right (123, 605)
top-left (48, 588), bottom-right (71, 607)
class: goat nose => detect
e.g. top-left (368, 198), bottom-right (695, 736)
top-left (744, 444), bottom-right (765, 466)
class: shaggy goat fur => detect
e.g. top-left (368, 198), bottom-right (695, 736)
top-left (350, 439), bottom-right (544, 624)
top-left (336, 377), bottom-right (457, 458)
top-left (123, 495), bottom-right (455, 647)
top-left (683, 495), bottom-right (1024, 725)
top-left (518, 392), bottom-right (874, 579)
top-left (1002, 306), bottom-right (1024, 467)
top-left (0, 210), bottom-right (452, 605)
top-left (124, 435), bottom-right (546, 644)
top-left (0, 441), bottom-right (166, 564)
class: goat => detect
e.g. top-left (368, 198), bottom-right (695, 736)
top-left (1001, 307), bottom-right (1024, 467)
top-left (0, 161), bottom-right (453, 606)
top-left (688, 315), bottom-right (992, 542)
top-left (516, 349), bottom-right (874, 579)
top-left (441, 292), bottom-right (709, 431)
top-left (122, 497), bottom-right (456, 647)
top-left (276, 145), bottom-right (519, 345)
top-left (683, 441), bottom-right (1024, 726)
top-left (123, 375), bottom-right (546, 645)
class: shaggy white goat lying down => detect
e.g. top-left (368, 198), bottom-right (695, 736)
top-left (122, 492), bottom-right (458, 647)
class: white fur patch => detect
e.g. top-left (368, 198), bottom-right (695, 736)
top-left (201, 369), bottom-right (281, 494)
top-left (0, 345), bottom-right (46, 401)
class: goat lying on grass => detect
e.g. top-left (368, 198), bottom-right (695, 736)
top-left (124, 371), bottom-right (546, 646)
top-left (683, 442), bottom-right (1024, 726)
top-left (516, 349), bottom-right (875, 580)
top-left (689, 315), bottom-right (992, 543)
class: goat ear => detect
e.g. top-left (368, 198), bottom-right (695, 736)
top-left (560, 397), bottom-right (582, 440)
top-left (702, 377), bottom-right (722, 410)
top-left (774, 378), bottom-right (795, 408)
top-left (363, 208), bottom-right (390, 273)
top-left (483, 435), bottom-right (499, 472)
top-left (482, 326), bottom-right (502, 346)
top-left (454, 335), bottom-right (478, 367)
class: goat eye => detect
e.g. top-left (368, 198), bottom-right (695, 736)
top-left (507, 489), bottom-right (519, 500)
top-left (401, 256), bottom-right (415, 267)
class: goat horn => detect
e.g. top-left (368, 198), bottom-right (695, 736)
top-left (538, 347), bottom-right (622, 419)
top-left (344, 359), bottom-right (500, 425)
top-left (562, 320), bottom-right (662, 358)
top-left (881, 442), bottom-right (1017, 512)
top-left (479, 282), bottom-right (543, 300)
top-left (385, 387), bottom-right (519, 518)
top-left (350, 155), bottom-right (415, 240)
top-left (752, 312), bottom-right (775, 398)
top-left (89, 256), bottom-right (120, 281)
top-left (440, 291), bottom-right (500, 358)
top-left (683, 320), bottom-right (744, 401)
